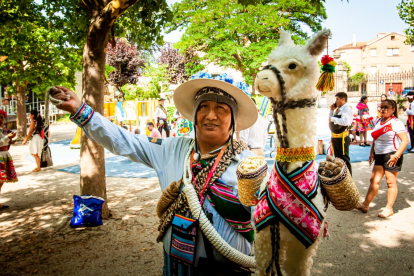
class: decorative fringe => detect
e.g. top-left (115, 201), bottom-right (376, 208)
top-left (316, 55), bottom-right (336, 92)
top-left (276, 146), bottom-right (315, 162)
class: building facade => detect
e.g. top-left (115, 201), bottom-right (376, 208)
top-left (333, 32), bottom-right (414, 95)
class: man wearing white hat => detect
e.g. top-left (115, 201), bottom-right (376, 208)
top-left (154, 98), bottom-right (170, 137)
top-left (403, 91), bottom-right (414, 151)
top-left (50, 78), bottom-right (259, 275)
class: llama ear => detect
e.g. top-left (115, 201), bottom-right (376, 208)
top-left (278, 30), bottom-right (294, 46)
top-left (305, 28), bottom-right (332, 56)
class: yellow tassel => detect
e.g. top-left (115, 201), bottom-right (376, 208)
top-left (317, 55), bottom-right (336, 92)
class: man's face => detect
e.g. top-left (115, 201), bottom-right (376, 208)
top-left (408, 96), bottom-right (414, 103)
top-left (195, 100), bottom-right (232, 145)
top-left (147, 124), bottom-right (153, 131)
top-left (160, 100), bottom-right (165, 106)
top-left (335, 97), bottom-right (345, 108)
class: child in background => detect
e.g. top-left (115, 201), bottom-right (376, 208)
top-left (0, 109), bottom-right (18, 210)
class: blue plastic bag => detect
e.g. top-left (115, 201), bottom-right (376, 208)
top-left (70, 195), bottom-right (105, 228)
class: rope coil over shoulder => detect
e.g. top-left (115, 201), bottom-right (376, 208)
top-left (182, 141), bottom-right (256, 268)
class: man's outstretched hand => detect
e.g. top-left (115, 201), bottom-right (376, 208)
top-left (50, 86), bottom-right (82, 115)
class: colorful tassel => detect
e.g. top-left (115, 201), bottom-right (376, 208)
top-left (316, 55), bottom-right (336, 92)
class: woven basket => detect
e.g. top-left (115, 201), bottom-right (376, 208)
top-left (237, 159), bottom-right (268, 206)
top-left (319, 158), bottom-right (360, 211)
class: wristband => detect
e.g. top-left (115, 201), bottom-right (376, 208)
top-left (70, 102), bottom-right (95, 127)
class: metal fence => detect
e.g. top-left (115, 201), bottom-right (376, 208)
top-left (334, 69), bottom-right (414, 96)
top-left (0, 100), bottom-right (63, 125)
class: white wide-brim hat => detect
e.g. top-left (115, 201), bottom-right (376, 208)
top-left (174, 79), bottom-right (258, 131)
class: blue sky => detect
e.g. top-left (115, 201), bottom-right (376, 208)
top-left (322, 0), bottom-right (409, 53)
top-left (164, 0), bottom-right (410, 54)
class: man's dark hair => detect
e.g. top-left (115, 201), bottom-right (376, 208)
top-left (335, 92), bottom-right (348, 102)
top-left (146, 122), bottom-right (154, 127)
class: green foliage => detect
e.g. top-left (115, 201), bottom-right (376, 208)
top-left (167, 106), bottom-right (176, 119)
top-left (121, 64), bottom-right (170, 100)
top-left (238, 0), bottom-right (348, 11)
top-left (121, 84), bottom-right (146, 100)
top-left (0, 0), bottom-right (80, 97)
top-left (168, 0), bottom-right (327, 86)
top-left (349, 72), bottom-right (366, 86)
top-left (105, 64), bottom-right (116, 80)
top-left (57, 113), bottom-right (71, 123)
top-left (396, 94), bottom-right (407, 109)
top-left (342, 61), bottom-right (351, 77)
top-left (41, 0), bottom-right (173, 51)
top-left (398, 0), bottom-right (414, 45)
top-left (144, 64), bottom-right (170, 97)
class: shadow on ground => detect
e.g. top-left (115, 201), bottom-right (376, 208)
top-left (0, 167), bottom-right (164, 275)
top-left (312, 160), bottom-right (414, 276)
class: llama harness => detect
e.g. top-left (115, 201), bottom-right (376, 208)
top-left (253, 64), bottom-right (324, 248)
top-left (253, 160), bottom-right (324, 248)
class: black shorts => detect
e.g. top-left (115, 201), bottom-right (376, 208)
top-left (374, 152), bottom-right (403, 172)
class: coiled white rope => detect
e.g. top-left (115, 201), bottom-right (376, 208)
top-left (182, 142), bottom-right (256, 268)
top-left (47, 86), bottom-right (70, 106)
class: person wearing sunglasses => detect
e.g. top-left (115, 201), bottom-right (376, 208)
top-left (356, 99), bottom-right (409, 218)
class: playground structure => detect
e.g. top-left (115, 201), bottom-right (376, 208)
top-left (258, 96), bottom-right (271, 117)
top-left (104, 99), bottom-right (159, 132)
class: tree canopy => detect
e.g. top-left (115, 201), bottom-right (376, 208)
top-left (41, 0), bottom-right (172, 51)
top-left (398, 0), bottom-right (414, 45)
top-left (168, 0), bottom-right (327, 91)
top-left (0, 0), bottom-right (79, 96)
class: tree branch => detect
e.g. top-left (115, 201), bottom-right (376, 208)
top-left (88, 0), bottom-right (139, 49)
top-left (232, 51), bottom-right (244, 72)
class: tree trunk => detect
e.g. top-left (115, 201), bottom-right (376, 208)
top-left (79, 12), bottom-right (112, 219)
top-left (16, 78), bottom-right (27, 137)
top-left (80, 40), bottom-right (109, 218)
top-left (251, 73), bottom-right (257, 96)
top-left (79, 0), bottom-right (139, 219)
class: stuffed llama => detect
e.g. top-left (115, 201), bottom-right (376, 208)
top-left (253, 29), bottom-right (331, 276)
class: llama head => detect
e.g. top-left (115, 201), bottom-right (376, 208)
top-left (255, 29), bottom-right (331, 101)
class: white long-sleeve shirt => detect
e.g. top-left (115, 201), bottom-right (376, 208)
top-left (173, 109), bottom-right (181, 119)
top-left (154, 105), bottom-right (168, 120)
top-left (239, 114), bottom-right (268, 149)
top-left (329, 103), bottom-right (353, 126)
top-left (406, 101), bottom-right (414, 116)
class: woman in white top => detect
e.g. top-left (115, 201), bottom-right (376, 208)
top-left (22, 109), bottom-right (44, 172)
top-left (356, 100), bottom-right (409, 218)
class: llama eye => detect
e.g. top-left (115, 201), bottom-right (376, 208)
top-left (288, 63), bottom-right (297, 70)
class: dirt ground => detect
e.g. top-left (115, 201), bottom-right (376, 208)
top-left (0, 124), bottom-right (164, 275)
top-left (1, 123), bottom-right (414, 276)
